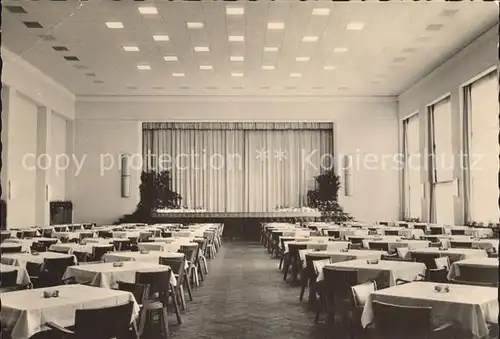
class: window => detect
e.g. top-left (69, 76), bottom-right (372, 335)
top-left (403, 113), bottom-right (421, 219)
top-left (464, 70), bottom-right (499, 223)
top-left (428, 96), bottom-right (455, 224)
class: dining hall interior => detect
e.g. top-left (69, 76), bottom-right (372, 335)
top-left (0, 0), bottom-right (499, 338)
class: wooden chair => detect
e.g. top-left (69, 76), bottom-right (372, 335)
top-left (91, 245), bottom-right (114, 262)
top-left (449, 241), bottom-right (473, 249)
top-left (322, 268), bottom-right (358, 327)
top-left (411, 252), bottom-right (441, 269)
top-left (450, 229), bottom-right (466, 236)
top-left (368, 242), bottom-right (390, 252)
top-left (0, 270), bottom-right (18, 288)
top-left (371, 301), bottom-right (454, 339)
top-left (46, 301), bottom-right (139, 339)
top-left (36, 257), bottom-right (76, 287)
top-left (116, 282), bottom-right (148, 336)
top-left (158, 257), bottom-right (186, 324)
top-left (135, 271), bottom-right (172, 339)
top-left (350, 281), bottom-right (377, 338)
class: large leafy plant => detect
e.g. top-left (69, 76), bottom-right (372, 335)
top-left (307, 169), bottom-right (354, 222)
top-left (133, 171), bottom-right (182, 219)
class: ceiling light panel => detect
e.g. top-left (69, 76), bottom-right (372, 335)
top-left (346, 22), bottom-right (365, 31)
top-left (228, 36), bottom-right (244, 42)
top-left (231, 72), bottom-right (244, 77)
top-left (268, 22), bottom-right (285, 30)
top-left (226, 7), bottom-right (244, 15)
top-left (172, 73), bottom-right (185, 77)
top-left (153, 35), bottom-right (169, 41)
top-left (333, 47), bottom-right (348, 53)
top-left (290, 73), bottom-right (302, 78)
top-left (312, 8), bottom-right (330, 16)
top-left (194, 46), bottom-right (210, 52)
top-left (264, 47), bottom-right (279, 52)
top-left (187, 22), bottom-right (204, 29)
top-left (164, 56), bottom-right (178, 61)
top-left (137, 65), bottom-right (151, 70)
top-left (138, 7), bottom-right (158, 15)
top-left (123, 46), bottom-right (139, 52)
top-left (262, 65), bottom-right (275, 70)
top-left (302, 36), bottom-right (319, 42)
top-left (105, 22), bottom-right (123, 29)
top-left (323, 65), bottom-right (337, 71)
top-left (200, 65), bottom-right (213, 70)
top-left (296, 57), bottom-right (310, 62)
top-left (230, 56), bottom-right (244, 62)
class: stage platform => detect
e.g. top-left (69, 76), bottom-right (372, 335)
top-left (151, 211), bottom-right (323, 241)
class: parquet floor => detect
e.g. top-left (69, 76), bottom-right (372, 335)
top-left (167, 241), bottom-right (330, 339)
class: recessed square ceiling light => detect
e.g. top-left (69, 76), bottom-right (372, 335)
top-left (194, 46), bottom-right (210, 52)
top-left (137, 65), bottom-right (151, 70)
top-left (302, 36), bottom-right (319, 42)
top-left (323, 65), bottom-right (337, 71)
top-left (296, 57), bottom-right (310, 62)
top-left (94, 80), bottom-right (104, 84)
top-left (262, 65), bottom-right (275, 70)
top-left (200, 65), bottom-right (213, 70)
top-left (172, 73), bottom-right (185, 77)
top-left (164, 56), bottom-right (178, 61)
top-left (346, 22), bottom-right (364, 30)
top-left (228, 35), bottom-right (244, 42)
top-left (333, 47), bottom-right (348, 53)
top-left (230, 56), bottom-right (244, 62)
top-left (138, 6), bottom-right (158, 14)
top-left (264, 47), bottom-right (279, 52)
top-left (290, 73), bottom-right (302, 78)
top-left (312, 8), bottom-right (330, 16)
top-left (338, 86), bottom-right (349, 91)
top-left (231, 72), bottom-right (244, 77)
top-left (402, 47), bottom-right (417, 53)
top-left (268, 22), bottom-right (285, 30)
top-left (53, 46), bottom-right (69, 52)
top-left (153, 35), bottom-right (169, 41)
top-left (6, 6), bottom-right (28, 14)
top-left (187, 22), bottom-right (204, 29)
top-left (105, 22), bottom-right (124, 29)
top-left (64, 56), bottom-right (79, 61)
top-left (85, 73), bottom-right (96, 77)
top-left (226, 7), bottom-right (244, 15)
top-left (123, 46), bottom-right (139, 52)
top-left (24, 21), bottom-right (43, 28)
top-left (393, 57), bottom-right (406, 62)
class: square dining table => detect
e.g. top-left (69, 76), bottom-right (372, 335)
top-left (361, 281), bottom-right (498, 339)
top-left (0, 284), bottom-right (139, 339)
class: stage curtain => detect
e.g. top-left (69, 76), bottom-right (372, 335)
top-left (143, 122), bottom-right (333, 212)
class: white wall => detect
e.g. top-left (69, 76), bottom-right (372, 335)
top-left (49, 113), bottom-right (68, 201)
top-left (2, 48), bottom-right (75, 228)
top-left (398, 25), bottom-right (498, 224)
top-left (74, 97), bottom-right (400, 224)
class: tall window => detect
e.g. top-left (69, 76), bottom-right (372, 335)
top-left (428, 97), bottom-right (455, 224)
top-left (142, 122), bottom-right (334, 212)
top-left (403, 113), bottom-right (421, 219)
top-left (464, 70), bottom-right (499, 223)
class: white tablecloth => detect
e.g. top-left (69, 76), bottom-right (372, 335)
top-left (1, 252), bottom-right (76, 267)
top-left (0, 264), bottom-right (31, 285)
top-left (103, 251), bottom-right (185, 264)
top-left (320, 259), bottom-right (426, 287)
top-left (361, 281), bottom-right (498, 339)
top-left (0, 284), bottom-right (140, 339)
top-left (447, 257), bottom-right (499, 281)
top-left (49, 243), bottom-right (113, 254)
top-left (63, 261), bottom-right (177, 287)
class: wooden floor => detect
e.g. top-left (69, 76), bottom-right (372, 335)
top-left (168, 241), bottom-right (329, 339)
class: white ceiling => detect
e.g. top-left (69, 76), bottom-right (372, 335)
top-left (2, 0), bottom-right (498, 97)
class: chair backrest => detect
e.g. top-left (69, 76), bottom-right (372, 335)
top-left (43, 257), bottom-right (76, 285)
top-left (378, 222), bottom-right (389, 226)
top-left (82, 224), bottom-right (94, 230)
top-left (135, 270), bottom-right (172, 303)
top-left (385, 230), bottom-right (399, 236)
top-left (430, 227), bottom-right (444, 235)
top-left (159, 257), bottom-right (186, 285)
top-left (92, 245), bottom-right (114, 261)
top-left (1, 246), bottom-right (22, 253)
top-left (450, 241), bottom-right (472, 249)
top-left (73, 301), bottom-right (135, 339)
top-left (372, 301), bottom-right (433, 339)
top-left (22, 230), bottom-right (37, 239)
top-left (113, 240), bottom-right (131, 251)
top-left (451, 229), bottom-right (466, 236)
top-left (54, 226), bottom-right (67, 232)
top-left (414, 225), bottom-right (427, 232)
top-left (348, 243), bottom-right (362, 250)
top-left (351, 281), bottom-right (377, 308)
top-left (0, 270), bottom-right (18, 287)
top-left (79, 232), bottom-right (94, 243)
top-left (68, 225), bottom-right (81, 232)
top-left (434, 257), bottom-right (450, 270)
top-left (457, 266), bottom-right (499, 286)
top-left (31, 242), bottom-right (48, 253)
top-left (41, 229), bottom-right (53, 238)
top-left (98, 230), bottom-right (112, 239)
top-left (117, 282), bottom-right (148, 305)
top-left (312, 258), bottom-right (331, 275)
top-left (26, 262), bottom-right (42, 277)
top-left (73, 251), bottom-right (89, 263)
top-left (327, 230), bottom-right (341, 239)
top-left (323, 268), bottom-right (358, 304)
top-left (349, 237), bottom-right (364, 245)
top-left (427, 267), bottom-right (448, 283)
top-left (396, 247), bottom-right (409, 259)
top-left (411, 252), bottom-right (441, 269)
top-left (368, 242), bottom-right (389, 252)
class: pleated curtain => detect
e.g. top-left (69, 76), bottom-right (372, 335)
top-left (143, 122), bottom-right (333, 212)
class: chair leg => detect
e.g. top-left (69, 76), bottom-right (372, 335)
top-left (185, 273), bottom-right (193, 301)
top-left (201, 256), bottom-right (208, 274)
top-left (179, 285), bottom-right (187, 311)
top-left (160, 307), bottom-right (169, 339)
top-left (299, 282), bottom-right (307, 301)
top-left (171, 292), bottom-right (182, 325)
top-left (193, 267), bottom-right (199, 287)
top-left (137, 308), bottom-right (147, 336)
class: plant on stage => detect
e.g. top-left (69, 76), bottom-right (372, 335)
top-left (307, 169), bottom-right (354, 222)
top-left (132, 171), bottom-right (182, 219)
